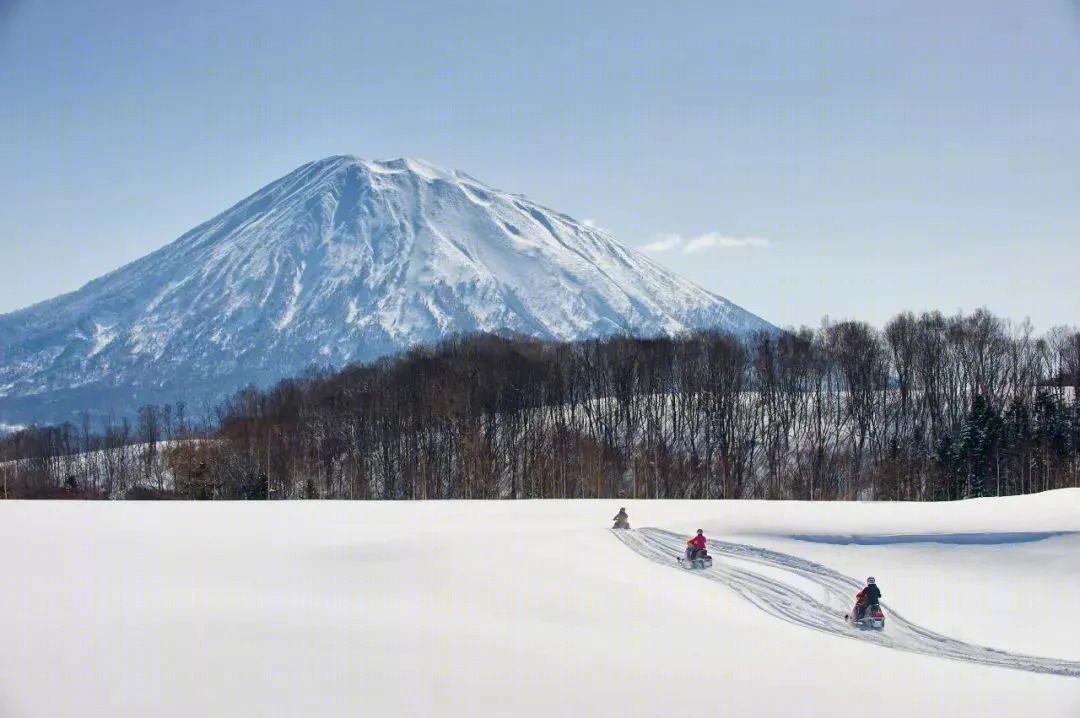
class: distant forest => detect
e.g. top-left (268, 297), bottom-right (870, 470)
top-left (2, 309), bottom-right (1078, 501)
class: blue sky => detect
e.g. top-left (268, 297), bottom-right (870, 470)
top-left (1, 0), bottom-right (1077, 330)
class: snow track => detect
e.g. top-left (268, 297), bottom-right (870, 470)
top-left (614, 528), bottom-right (1080, 677)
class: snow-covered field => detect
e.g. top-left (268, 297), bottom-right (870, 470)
top-left (0, 492), bottom-right (1077, 718)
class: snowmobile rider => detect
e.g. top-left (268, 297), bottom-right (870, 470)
top-left (612, 508), bottom-right (630, 529)
top-left (854, 577), bottom-right (882, 620)
top-left (686, 529), bottom-right (707, 560)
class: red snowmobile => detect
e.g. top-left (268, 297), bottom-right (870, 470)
top-left (848, 602), bottom-right (886, 630)
top-left (846, 578), bottom-right (885, 630)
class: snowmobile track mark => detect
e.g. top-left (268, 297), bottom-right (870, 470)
top-left (612, 528), bottom-right (1080, 677)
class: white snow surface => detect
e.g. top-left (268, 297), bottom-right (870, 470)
top-left (0, 156), bottom-right (771, 424)
top-left (1, 490), bottom-right (1078, 718)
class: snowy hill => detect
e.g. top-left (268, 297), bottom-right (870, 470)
top-left (0, 492), bottom-right (1077, 717)
top-left (0, 156), bottom-right (772, 424)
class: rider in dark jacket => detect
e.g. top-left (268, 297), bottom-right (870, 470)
top-left (855, 577), bottom-right (882, 619)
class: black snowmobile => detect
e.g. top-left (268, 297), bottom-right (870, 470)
top-left (678, 545), bottom-right (713, 570)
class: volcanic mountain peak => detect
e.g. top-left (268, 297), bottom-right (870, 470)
top-left (0, 157), bottom-right (772, 424)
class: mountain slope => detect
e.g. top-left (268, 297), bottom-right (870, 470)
top-left (0, 156), bottom-right (773, 423)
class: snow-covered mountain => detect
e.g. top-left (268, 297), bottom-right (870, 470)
top-left (0, 156), bottom-right (772, 424)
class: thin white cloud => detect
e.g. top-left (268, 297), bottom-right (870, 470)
top-left (642, 232), bottom-right (771, 253)
top-left (640, 234), bottom-right (684, 252)
top-left (682, 233), bottom-right (771, 253)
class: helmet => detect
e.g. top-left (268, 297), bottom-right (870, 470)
top-left (620, 507), bottom-right (626, 511)
top-left (696, 529), bottom-right (704, 535)
top-left (867, 576), bottom-right (876, 585)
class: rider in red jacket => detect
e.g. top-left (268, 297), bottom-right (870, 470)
top-left (686, 529), bottom-right (707, 559)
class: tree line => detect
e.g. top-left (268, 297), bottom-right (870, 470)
top-left (2, 309), bottom-right (1078, 501)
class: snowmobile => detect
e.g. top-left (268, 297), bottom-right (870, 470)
top-left (846, 602), bottom-right (885, 630)
top-left (611, 508), bottom-right (630, 529)
top-left (678, 547), bottom-right (713, 570)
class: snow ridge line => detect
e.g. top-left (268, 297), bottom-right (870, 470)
top-left (613, 528), bottom-right (1080, 677)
